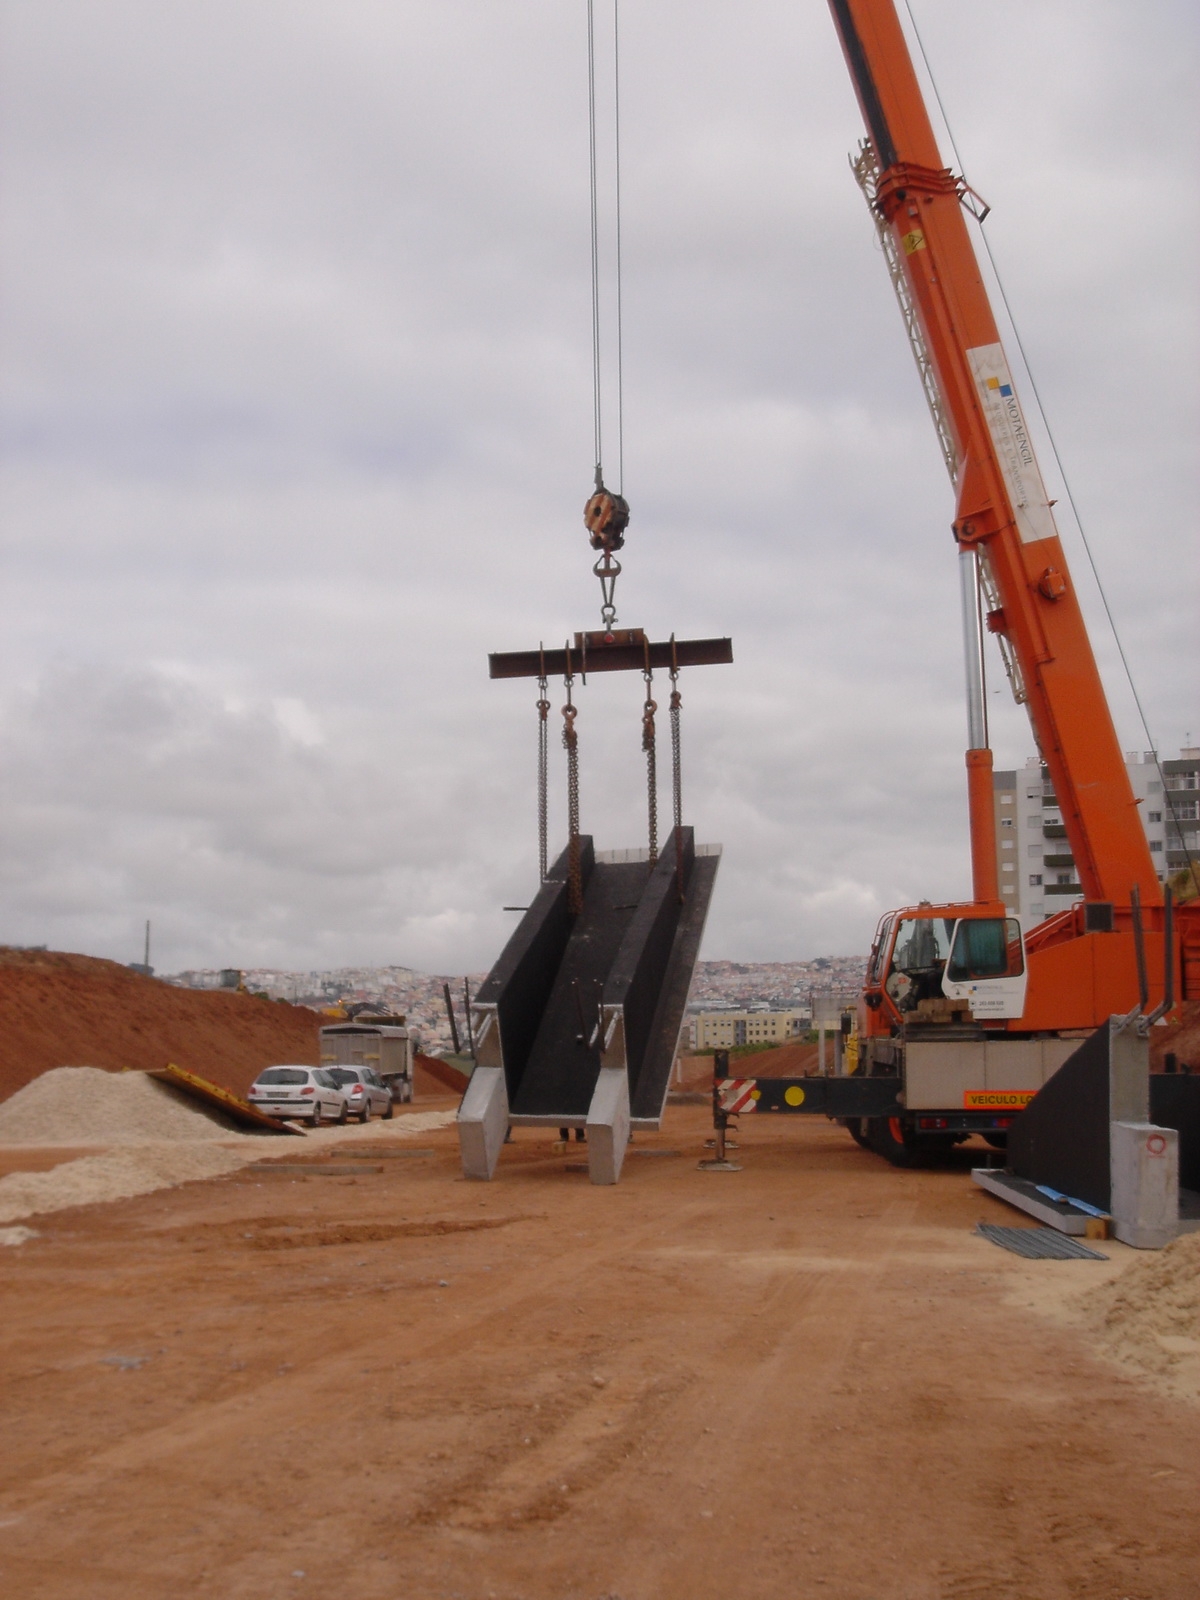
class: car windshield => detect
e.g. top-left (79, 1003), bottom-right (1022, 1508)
top-left (313, 1069), bottom-right (339, 1088)
top-left (257, 1068), bottom-right (309, 1086)
top-left (324, 1068), bottom-right (357, 1085)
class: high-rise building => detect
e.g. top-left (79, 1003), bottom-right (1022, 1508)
top-left (992, 747), bottom-right (1200, 924)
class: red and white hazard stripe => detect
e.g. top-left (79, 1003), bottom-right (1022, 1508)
top-left (717, 1078), bottom-right (758, 1115)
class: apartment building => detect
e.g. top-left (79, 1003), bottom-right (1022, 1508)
top-left (690, 1009), bottom-right (809, 1050)
top-left (993, 747), bottom-right (1200, 924)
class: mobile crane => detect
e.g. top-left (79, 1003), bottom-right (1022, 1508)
top-left (717, 1), bottom-right (1198, 1165)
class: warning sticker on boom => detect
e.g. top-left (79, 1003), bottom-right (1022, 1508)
top-left (963, 1089), bottom-right (1037, 1110)
top-left (966, 343), bottom-right (1056, 546)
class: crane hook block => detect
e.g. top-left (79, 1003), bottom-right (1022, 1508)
top-left (584, 488), bottom-right (629, 552)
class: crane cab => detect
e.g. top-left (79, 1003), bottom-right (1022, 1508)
top-left (862, 904), bottom-right (1027, 1035)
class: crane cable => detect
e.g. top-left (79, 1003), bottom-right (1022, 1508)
top-left (901, 0), bottom-right (1196, 889)
top-left (587, 0), bottom-right (624, 495)
top-left (583, 1), bottom-right (630, 628)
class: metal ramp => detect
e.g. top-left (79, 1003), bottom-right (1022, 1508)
top-left (458, 827), bottom-right (719, 1181)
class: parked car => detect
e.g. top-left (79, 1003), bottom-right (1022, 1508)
top-left (247, 1065), bottom-right (348, 1126)
top-left (323, 1065), bottom-right (394, 1123)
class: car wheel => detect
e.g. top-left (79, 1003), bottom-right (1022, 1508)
top-left (359, 1101), bottom-right (371, 1124)
top-left (336, 1100), bottom-right (349, 1125)
top-left (383, 1097), bottom-right (394, 1120)
top-left (311, 1103), bottom-right (323, 1129)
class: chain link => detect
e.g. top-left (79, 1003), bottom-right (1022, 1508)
top-left (562, 678), bottom-right (582, 915)
top-left (642, 667), bottom-right (658, 865)
top-left (536, 674), bottom-right (550, 881)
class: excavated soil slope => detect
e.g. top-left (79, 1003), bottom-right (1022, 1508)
top-left (0, 948), bottom-right (322, 1104)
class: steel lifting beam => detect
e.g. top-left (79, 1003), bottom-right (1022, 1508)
top-left (489, 631), bottom-right (733, 681)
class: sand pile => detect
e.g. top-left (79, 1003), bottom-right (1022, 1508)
top-left (1076, 1231), bottom-right (1200, 1402)
top-left (0, 1066), bottom-right (247, 1146)
top-left (0, 1145), bottom-right (251, 1225)
top-left (0, 1066), bottom-right (458, 1225)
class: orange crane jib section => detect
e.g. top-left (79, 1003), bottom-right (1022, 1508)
top-left (827, 0), bottom-right (1161, 912)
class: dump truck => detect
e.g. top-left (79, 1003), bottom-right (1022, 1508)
top-left (319, 1016), bottom-right (415, 1103)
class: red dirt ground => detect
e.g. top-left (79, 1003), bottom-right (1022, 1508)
top-left (0, 1111), bottom-right (1195, 1599)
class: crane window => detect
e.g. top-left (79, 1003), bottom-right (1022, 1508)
top-left (947, 918), bottom-right (1024, 982)
top-left (884, 917), bottom-right (956, 1010)
top-left (866, 914), bottom-right (895, 984)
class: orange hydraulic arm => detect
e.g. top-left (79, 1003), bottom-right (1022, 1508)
top-left (827, 0), bottom-right (1161, 910)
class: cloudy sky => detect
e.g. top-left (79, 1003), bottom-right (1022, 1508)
top-left (0, 0), bottom-right (1195, 974)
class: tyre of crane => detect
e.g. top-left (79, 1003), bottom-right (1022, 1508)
top-left (866, 1115), bottom-right (924, 1168)
top-left (844, 1117), bottom-right (871, 1149)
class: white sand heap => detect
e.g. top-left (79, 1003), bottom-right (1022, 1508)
top-left (0, 1145), bottom-right (253, 1225)
top-left (1077, 1230), bottom-right (1200, 1403)
top-left (0, 1067), bottom-right (456, 1225)
top-left (0, 1065), bottom-right (248, 1146)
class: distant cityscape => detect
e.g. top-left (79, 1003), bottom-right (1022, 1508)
top-left (165, 956), bottom-right (867, 1056)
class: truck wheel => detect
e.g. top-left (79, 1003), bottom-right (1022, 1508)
top-left (983, 1132), bottom-right (1008, 1150)
top-left (866, 1116), bottom-right (922, 1168)
top-left (844, 1118), bottom-right (871, 1149)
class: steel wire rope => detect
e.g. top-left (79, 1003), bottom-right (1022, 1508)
top-left (587, 0), bottom-right (603, 479)
top-left (901, 0), bottom-right (1196, 888)
top-left (586, 0), bottom-right (626, 492)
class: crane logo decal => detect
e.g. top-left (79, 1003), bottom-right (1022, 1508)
top-left (967, 343), bottom-right (1057, 546)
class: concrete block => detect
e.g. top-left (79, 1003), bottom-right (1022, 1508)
top-left (586, 1068), bottom-right (630, 1185)
top-left (1110, 1121), bottom-right (1178, 1249)
top-left (457, 1066), bottom-right (509, 1181)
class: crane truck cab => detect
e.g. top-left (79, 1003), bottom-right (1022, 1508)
top-left (863, 904), bottom-right (1027, 1030)
top-left (853, 902), bottom-right (1080, 1164)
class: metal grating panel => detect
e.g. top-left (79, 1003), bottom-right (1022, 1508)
top-left (975, 1223), bottom-right (1108, 1260)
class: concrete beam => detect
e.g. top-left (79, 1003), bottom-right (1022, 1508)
top-left (586, 1068), bottom-right (630, 1185)
top-left (457, 1066), bottom-right (509, 1181)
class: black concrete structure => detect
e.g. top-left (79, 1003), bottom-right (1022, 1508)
top-left (472, 829), bottom-right (718, 1129)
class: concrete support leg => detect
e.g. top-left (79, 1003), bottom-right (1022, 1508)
top-left (1110, 1121), bottom-right (1179, 1249)
top-left (586, 1068), bottom-right (630, 1186)
top-left (457, 1066), bottom-right (509, 1181)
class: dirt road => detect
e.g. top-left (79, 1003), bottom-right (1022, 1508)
top-left (0, 1107), bottom-right (1196, 1599)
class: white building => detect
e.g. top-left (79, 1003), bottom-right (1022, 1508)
top-left (690, 1009), bottom-right (809, 1051)
top-left (993, 747), bottom-right (1200, 924)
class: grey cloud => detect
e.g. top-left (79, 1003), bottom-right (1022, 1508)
top-left (0, 0), bottom-right (1194, 971)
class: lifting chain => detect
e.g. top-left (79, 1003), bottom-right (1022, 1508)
top-left (562, 673), bottom-right (583, 915)
top-left (536, 667), bottom-right (550, 882)
top-left (642, 660), bottom-right (658, 865)
top-left (669, 648), bottom-right (684, 902)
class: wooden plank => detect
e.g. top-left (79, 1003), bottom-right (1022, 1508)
top-left (149, 1063), bottom-right (304, 1135)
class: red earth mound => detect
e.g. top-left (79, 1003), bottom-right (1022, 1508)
top-left (0, 947), bottom-right (324, 1105)
top-left (1152, 999), bottom-right (1200, 1071)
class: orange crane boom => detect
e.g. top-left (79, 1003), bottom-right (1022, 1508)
top-left (827, 0), bottom-right (1160, 911)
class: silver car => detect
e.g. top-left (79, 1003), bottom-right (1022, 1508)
top-left (323, 1065), bottom-right (393, 1123)
top-left (248, 1066), bottom-right (348, 1126)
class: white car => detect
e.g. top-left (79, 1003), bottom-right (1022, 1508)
top-left (323, 1066), bottom-right (394, 1123)
top-left (248, 1066), bottom-right (348, 1126)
